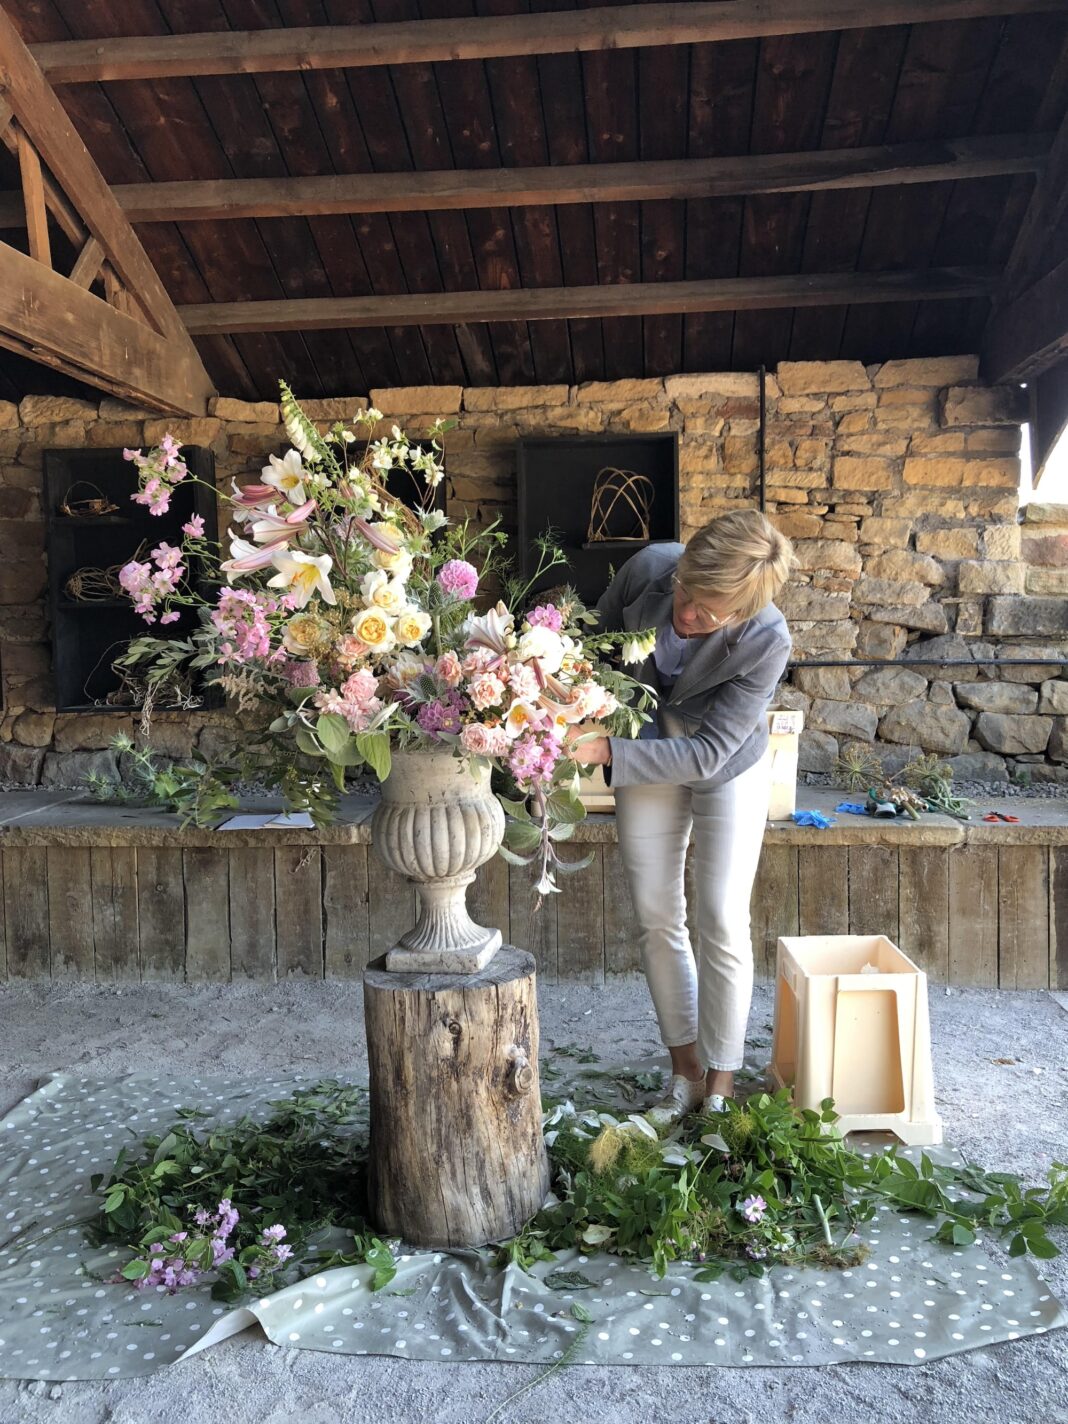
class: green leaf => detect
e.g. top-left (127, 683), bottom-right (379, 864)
top-left (571, 1302), bottom-right (593, 1324)
top-left (104, 1188), bottom-right (126, 1214)
top-left (316, 713), bottom-right (351, 757)
top-left (551, 851), bottom-right (595, 875)
top-left (497, 845), bottom-right (536, 867)
top-left (295, 727), bottom-right (323, 759)
top-left (498, 794), bottom-right (532, 823)
top-left (504, 820), bottom-right (542, 855)
top-left (546, 792), bottom-right (587, 825)
top-left (355, 731), bottom-right (391, 782)
top-left (121, 1258), bottom-right (153, 1281)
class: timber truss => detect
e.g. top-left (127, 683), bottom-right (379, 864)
top-left (0, 6), bottom-right (214, 414)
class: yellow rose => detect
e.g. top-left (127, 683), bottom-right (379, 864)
top-left (371, 578), bottom-right (406, 615)
top-left (282, 611), bottom-right (329, 658)
top-left (371, 547), bottom-right (414, 581)
top-left (352, 607), bottom-right (396, 652)
top-left (394, 608), bottom-right (432, 648)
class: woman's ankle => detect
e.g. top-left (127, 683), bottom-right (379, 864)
top-left (705, 1068), bottom-right (734, 1098)
top-left (667, 1045), bottom-right (704, 1083)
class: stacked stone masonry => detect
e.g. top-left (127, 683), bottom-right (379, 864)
top-left (1, 359), bottom-right (1066, 788)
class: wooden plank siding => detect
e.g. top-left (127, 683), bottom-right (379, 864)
top-left (0, 840), bottom-right (1057, 987)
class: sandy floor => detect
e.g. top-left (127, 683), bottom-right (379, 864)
top-left (0, 976), bottom-right (1065, 1424)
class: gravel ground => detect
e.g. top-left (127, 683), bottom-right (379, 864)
top-left (800, 772), bottom-right (1067, 800)
top-left (0, 978), bottom-right (1065, 1424)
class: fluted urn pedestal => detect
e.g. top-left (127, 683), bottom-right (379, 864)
top-left (370, 746), bottom-right (506, 974)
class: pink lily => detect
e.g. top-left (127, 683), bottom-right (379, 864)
top-left (229, 480), bottom-right (277, 524)
top-left (220, 533), bottom-right (279, 581)
top-left (352, 517), bottom-right (403, 554)
top-left (250, 501), bottom-right (315, 547)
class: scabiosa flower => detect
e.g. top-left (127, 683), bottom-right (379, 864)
top-left (417, 691), bottom-right (465, 737)
top-left (526, 603), bottom-right (563, 632)
top-left (738, 1194), bottom-right (767, 1224)
top-left (438, 559), bottom-right (478, 600)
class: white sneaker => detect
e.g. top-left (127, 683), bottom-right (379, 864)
top-left (646, 1074), bottom-right (706, 1127)
top-left (702, 1093), bottom-right (727, 1115)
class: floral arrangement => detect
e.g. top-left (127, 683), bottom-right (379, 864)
top-left (115, 384), bottom-right (656, 890)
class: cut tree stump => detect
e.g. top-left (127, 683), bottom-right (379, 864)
top-left (363, 945), bottom-right (549, 1248)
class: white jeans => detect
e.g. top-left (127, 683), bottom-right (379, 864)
top-left (614, 752), bottom-right (771, 1072)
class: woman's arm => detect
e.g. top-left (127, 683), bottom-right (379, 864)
top-left (606, 630), bottom-right (791, 788)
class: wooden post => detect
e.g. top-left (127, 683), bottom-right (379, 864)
top-left (363, 946), bottom-right (549, 1248)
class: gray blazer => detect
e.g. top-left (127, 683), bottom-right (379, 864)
top-left (595, 542), bottom-right (792, 789)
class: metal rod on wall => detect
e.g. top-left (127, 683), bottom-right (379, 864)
top-left (758, 364), bottom-right (766, 513)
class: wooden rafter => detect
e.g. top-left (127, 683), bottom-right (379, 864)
top-left (177, 267), bottom-right (999, 336)
top-left (983, 255), bottom-right (1068, 382)
top-left (0, 243), bottom-right (213, 413)
top-left (0, 133), bottom-right (1048, 228)
top-left (996, 110), bottom-right (1068, 305)
top-left (27, 1), bottom-right (1067, 84)
top-left (0, 6), bottom-right (214, 414)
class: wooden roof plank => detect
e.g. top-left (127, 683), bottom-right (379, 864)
top-left (982, 251), bottom-right (1068, 379)
top-left (27, 1), bottom-right (1068, 83)
top-left (176, 265), bottom-right (1000, 333)
top-left (638, 41), bottom-right (691, 377)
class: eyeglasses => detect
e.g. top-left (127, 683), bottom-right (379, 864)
top-left (672, 575), bottom-right (733, 630)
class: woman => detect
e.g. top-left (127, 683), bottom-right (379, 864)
top-left (570, 510), bottom-right (795, 1124)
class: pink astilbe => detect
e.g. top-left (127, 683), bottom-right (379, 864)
top-left (508, 730), bottom-right (563, 789)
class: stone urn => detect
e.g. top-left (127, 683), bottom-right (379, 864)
top-left (371, 745), bottom-right (506, 974)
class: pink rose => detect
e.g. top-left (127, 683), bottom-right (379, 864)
top-left (468, 672), bottom-right (505, 710)
top-left (435, 650), bottom-right (463, 688)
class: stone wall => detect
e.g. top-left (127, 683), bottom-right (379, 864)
top-left (1, 357), bottom-right (1066, 787)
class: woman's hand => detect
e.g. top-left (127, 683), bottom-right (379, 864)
top-left (565, 727), bottom-right (611, 767)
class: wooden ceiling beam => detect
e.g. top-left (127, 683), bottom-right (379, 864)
top-left (996, 106), bottom-right (1068, 305)
top-left (0, 241), bottom-right (217, 414)
top-left (983, 254), bottom-right (1068, 382)
top-left (27, 1), bottom-right (1067, 84)
top-left (0, 5), bottom-right (214, 413)
top-left (177, 266), bottom-right (999, 335)
top-left (0, 134), bottom-right (1047, 228)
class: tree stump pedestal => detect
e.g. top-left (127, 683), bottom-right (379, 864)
top-left (363, 946), bottom-right (550, 1249)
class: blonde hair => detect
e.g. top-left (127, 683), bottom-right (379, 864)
top-left (676, 510), bottom-right (796, 622)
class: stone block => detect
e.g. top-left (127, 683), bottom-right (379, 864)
top-left (209, 397), bottom-right (280, 423)
top-left (40, 749), bottom-right (120, 788)
top-left (664, 373), bottom-right (758, 400)
top-left (463, 385), bottom-right (570, 411)
top-left (0, 488), bottom-right (39, 520)
top-left (143, 418), bottom-right (222, 448)
top-left (370, 386), bottom-right (462, 415)
top-left (808, 698), bottom-right (878, 741)
top-left (1021, 531), bottom-right (1068, 567)
top-left (928, 682), bottom-right (955, 706)
top-left (1025, 568), bottom-right (1068, 595)
top-left (873, 356), bottom-right (978, 387)
top-left (776, 396), bottom-right (826, 415)
top-left (84, 421), bottom-right (143, 448)
top-left (821, 521), bottom-right (858, 543)
top-left (830, 391), bottom-right (877, 412)
top-left (902, 633), bottom-right (977, 679)
top-left (888, 492), bottom-right (965, 519)
top-left (939, 384), bottom-right (1027, 428)
top-left (865, 549), bottom-right (943, 586)
top-left (1038, 679), bottom-right (1068, 715)
top-left (789, 621), bottom-right (858, 654)
top-left (0, 561), bottom-right (47, 604)
top-left (858, 516), bottom-right (912, 548)
top-left (856, 620), bottom-right (907, 658)
top-left (878, 699), bottom-right (971, 754)
top-left (771, 685), bottom-right (812, 715)
top-left (0, 401), bottom-right (19, 430)
top-left (516, 407), bottom-right (604, 433)
top-left (766, 487), bottom-right (810, 505)
top-left (293, 397), bottom-right (368, 421)
top-left (837, 432), bottom-right (910, 458)
top-left (974, 712), bottom-right (1052, 755)
top-left (852, 667), bottom-right (929, 705)
top-left (981, 523), bottom-right (1021, 561)
top-left (136, 722), bottom-right (197, 759)
top-left (954, 600), bottom-right (984, 637)
top-left (792, 539), bottom-right (862, 575)
top-left (831, 456), bottom-right (896, 490)
top-left (915, 528), bottom-right (978, 560)
top-left (1022, 502), bottom-right (1068, 525)
top-left (613, 404), bottom-right (673, 432)
top-left (986, 597), bottom-right (1068, 637)
top-left (772, 511), bottom-right (823, 540)
top-left (794, 667), bottom-right (852, 700)
top-left (776, 361), bottom-right (869, 396)
top-left (53, 714), bottom-right (133, 753)
top-left (574, 379), bottom-right (664, 404)
top-left (18, 395), bottom-right (97, 424)
top-left (988, 643), bottom-right (1068, 683)
top-left (798, 729), bottom-right (838, 773)
top-left (777, 587), bottom-right (851, 622)
top-left (11, 710), bottom-right (54, 747)
top-left (860, 603), bottom-right (947, 636)
top-left (902, 456), bottom-right (1019, 488)
top-left (835, 411), bottom-right (871, 436)
top-left (946, 751), bottom-right (1008, 782)
top-left (851, 577), bottom-right (930, 608)
top-left (0, 742), bottom-right (44, 784)
top-left (954, 682), bottom-right (1038, 714)
top-left (909, 432), bottom-right (968, 455)
top-left (1049, 719), bottom-right (1068, 762)
top-left (957, 560), bottom-right (1025, 595)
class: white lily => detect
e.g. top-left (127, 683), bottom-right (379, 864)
top-left (621, 628), bottom-right (658, 665)
top-left (267, 550), bottom-right (336, 609)
top-left (261, 449), bottom-right (307, 506)
top-left (464, 601), bottom-right (515, 655)
top-left (220, 533), bottom-right (278, 581)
